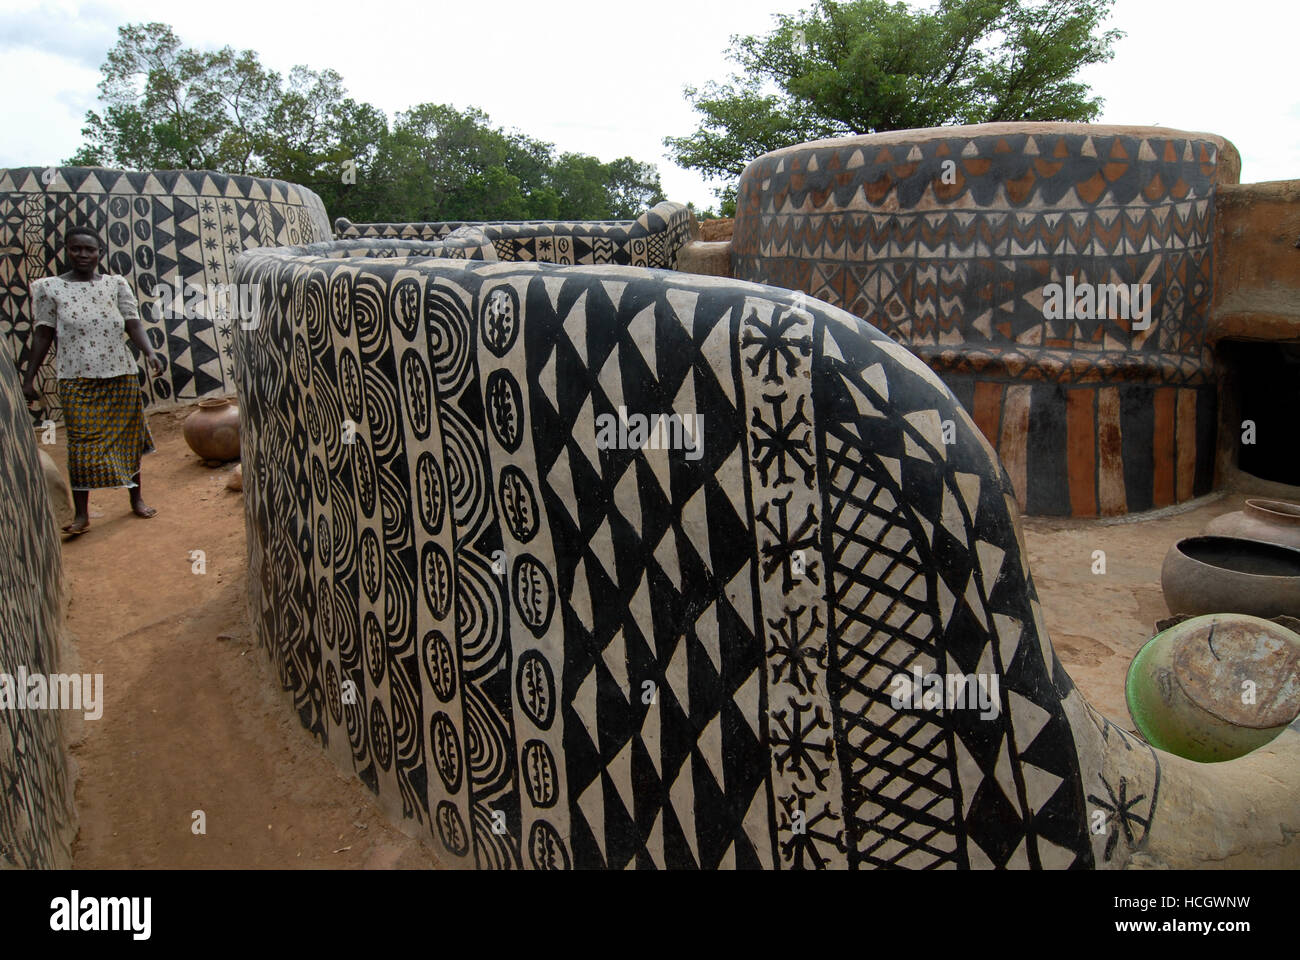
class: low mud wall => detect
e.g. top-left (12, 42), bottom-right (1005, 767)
top-left (335, 202), bottom-right (693, 269)
top-left (231, 244), bottom-right (1300, 869)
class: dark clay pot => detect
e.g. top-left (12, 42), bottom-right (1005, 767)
top-left (1205, 499), bottom-right (1300, 551)
top-left (1162, 536), bottom-right (1300, 620)
top-left (183, 397), bottom-right (241, 462)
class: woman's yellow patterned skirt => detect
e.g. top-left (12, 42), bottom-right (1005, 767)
top-left (58, 374), bottom-right (155, 490)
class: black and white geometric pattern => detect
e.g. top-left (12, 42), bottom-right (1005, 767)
top-left (0, 348), bottom-right (74, 868)
top-left (0, 166), bottom-right (332, 421)
top-left (335, 202), bottom-right (693, 270)
top-left (814, 323), bottom-right (1092, 867)
top-left (235, 243), bottom-right (1136, 869)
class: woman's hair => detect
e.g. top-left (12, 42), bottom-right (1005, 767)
top-left (65, 225), bottom-right (102, 248)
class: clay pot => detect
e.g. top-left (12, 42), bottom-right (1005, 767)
top-left (183, 397), bottom-right (241, 462)
top-left (1205, 499), bottom-right (1300, 550)
top-left (1162, 536), bottom-right (1300, 620)
top-left (1126, 613), bottom-right (1300, 762)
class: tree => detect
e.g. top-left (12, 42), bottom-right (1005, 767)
top-left (549, 154), bottom-right (666, 221)
top-left (282, 94), bottom-right (390, 222)
top-left (361, 104), bottom-right (666, 223)
top-left (665, 0), bottom-right (1124, 199)
top-left (366, 103), bottom-right (551, 222)
top-left (601, 157), bottom-right (667, 220)
top-left (68, 23), bottom-right (670, 225)
top-left (68, 22), bottom-right (284, 172)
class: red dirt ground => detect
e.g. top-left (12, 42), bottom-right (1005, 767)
top-left (52, 411), bottom-right (441, 869)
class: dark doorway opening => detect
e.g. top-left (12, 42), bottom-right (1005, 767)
top-left (1218, 340), bottom-right (1300, 485)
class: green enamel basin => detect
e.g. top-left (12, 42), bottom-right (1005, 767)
top-left (1126, 613), bottom-right (1300, 762)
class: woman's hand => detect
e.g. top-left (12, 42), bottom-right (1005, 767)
top-left (145, 352), bottom-right (163, 377)
top-left (22, 381), bottom-right (40, 404)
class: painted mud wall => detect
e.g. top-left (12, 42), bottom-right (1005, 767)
top-left (0, 167), bottom-right (332, 421)
top-left (335, 201), bottom-right (694, 269)
top-left (231, 241), bottom-right (1300, 870)
top-left (0, 347), bottom-right (76, 869)
top-left (1211, 179), bottom-right (1300, 344)
top-left (232, 244), bottom-right (1093, 868)
top-left (730, 124), bottom-right (1240, 517)
top-left (1210, 179), bottom-right (1300, 485)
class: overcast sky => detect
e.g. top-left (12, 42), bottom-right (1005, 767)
top-left (0, 0), bottom-right (1296, 210)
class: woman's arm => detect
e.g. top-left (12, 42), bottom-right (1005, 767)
top-left (118, 276), bottom-right (163, 377)
top-left (23, 281), bottom-right (56, 402)
top-left (22, 327), bottom-right (55, 402)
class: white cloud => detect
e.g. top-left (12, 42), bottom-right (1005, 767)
top-left (0, 0), bottom-right (121, 69)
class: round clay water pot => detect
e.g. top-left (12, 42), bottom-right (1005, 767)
top-left (183, 397), bottom-right (241, 462)
top-left (1126, 613), bottom-right (1300, 762)
top-left (1162, 536), bottom-right (1300, 620)
top-left (1205, 499), bottom-right (1300, 550)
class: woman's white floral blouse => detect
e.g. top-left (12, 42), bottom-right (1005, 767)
top-left (31, 274), bottom-right (141, 380)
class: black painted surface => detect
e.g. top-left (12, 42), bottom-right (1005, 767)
top-left (1120, 385), bottom-right (1156, 513)
top-left (1026, 382), bottom-right (1070, 516)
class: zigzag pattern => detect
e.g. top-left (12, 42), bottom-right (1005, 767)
top-left (732, 132), bottom-right (1223, 381)
top-left (335, 202), bottom-right (693, 270)
top-left (730, 126), bottom-right (1230, 517)
top-left (735, 133), bottom-right (1223, 219)
top-left (746, 202), bottom-right (1214, 264)
top-left (0, 166), bottom-right (332, 421)
top-left (234, 245), bottom-right (1104, 869)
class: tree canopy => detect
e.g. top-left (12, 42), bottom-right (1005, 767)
top-left (69, 22), bottom-right (666, 223)
top-left (665, 0), bottom-right (1124, 208)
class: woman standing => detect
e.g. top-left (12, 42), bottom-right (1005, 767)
top-left (21, 225), bottom-right (163, 534)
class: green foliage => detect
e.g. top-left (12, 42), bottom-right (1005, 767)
top-left (68, 22), bottom-right (668, 224)
top-left (665, 0), bottom-right (1124, 198)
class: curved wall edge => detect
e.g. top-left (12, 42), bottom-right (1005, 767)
top-left (231, 244), bottom-right (1300, 869)
top-left (731, 124), bottom-right (1232, 516)
top-left (0, 166), bottom-right (332, 421)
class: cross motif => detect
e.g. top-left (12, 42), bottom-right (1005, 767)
top-left (751, 392), bottom-right (814, 488)
top-left (740, 307), bottom-right (812, 384)
top-left (1087, 775), bottom-right (1150, 862)
top-left (770, 697), bottom-right (834, 790)
top-left (756, 492), bottom-right (820, 593)
top-left (767, 605), bottom-right (826, 694)
top-left (776, 787), bottom-right (844, 869)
